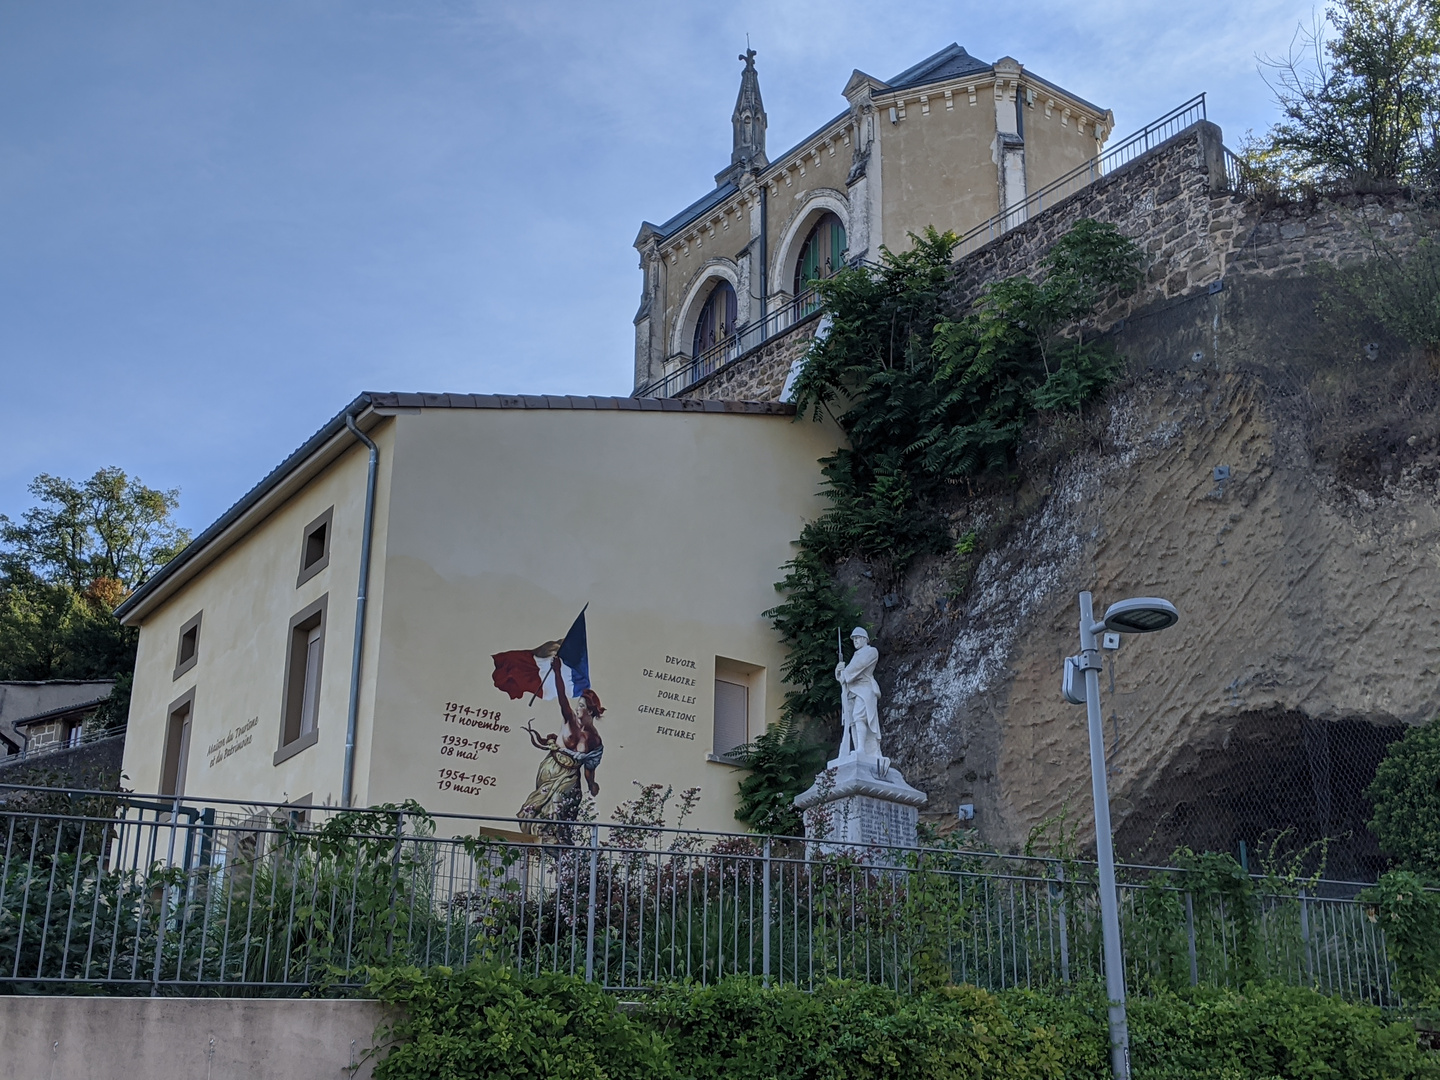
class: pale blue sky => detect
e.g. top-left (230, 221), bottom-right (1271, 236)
top-left (1, 1), bottom-right (1313, 534)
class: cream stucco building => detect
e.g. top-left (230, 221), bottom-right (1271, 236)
top-left (116, 395), bottom-right (837, 834)
top-left (633, 44), bottom-right (1112, 396)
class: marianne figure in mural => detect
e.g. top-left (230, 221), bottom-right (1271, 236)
top-left (493, 608), bottom-right (604, 830)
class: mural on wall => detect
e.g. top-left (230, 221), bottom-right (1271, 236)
top-left (491, 608), bottom-right (606, 834)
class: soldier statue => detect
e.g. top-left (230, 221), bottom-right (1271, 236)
top-left (835, 627), bottom-right (883, 761)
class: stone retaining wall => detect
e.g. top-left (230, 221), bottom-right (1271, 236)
top-left (951, 120), bottom-right (1427, 324)
top-left (672, 121), bottom-right (1430, 403)
top-left (676, 314), bottom-right (819, 402)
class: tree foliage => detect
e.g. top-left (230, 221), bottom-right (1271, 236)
top-left (766, 221), bottom-right (1141, 727)
top-left (1319, 236), bottom-right (1440, 355)
top-left (0, 468), bottom-right (189, 683)
top-left (1366, 717), bottom-right (1440, 876)
top-left (1250, 0), bottom-right (1440, 188)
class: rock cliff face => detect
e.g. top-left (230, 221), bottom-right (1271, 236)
top-left (858, 252), bottom-right (1440, 881)
top-left (691, 119), bottom-right (1440, 878)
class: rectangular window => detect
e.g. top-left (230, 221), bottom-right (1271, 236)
top-left (712, 657), bottom-right (765, 762)
top-left (65, 720), bottom-right (82, 748)
top-left (173, 610), bottom-right (202, 680)
top-left (296, 506), bottom-right (334, 587)
top-left (275, 595), bottom-right (327, 764)
top-left (160, 688), bottom-right (195, 798)
top-left (713, 679), bottom-right (749, 758)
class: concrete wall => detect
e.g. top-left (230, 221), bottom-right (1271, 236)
top-left (123, 422), bottom-right (396, 808)
top-left (0, 996), bottom-right (394, 1080)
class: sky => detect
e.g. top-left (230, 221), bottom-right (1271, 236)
top-left (0, 0), bottom-right (1319, 536)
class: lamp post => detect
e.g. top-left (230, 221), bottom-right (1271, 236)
top-left (1064, 591), bottom-right (1178, 1080)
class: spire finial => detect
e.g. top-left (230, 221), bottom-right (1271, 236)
top-left (729, 45), bottom-right (768, 176)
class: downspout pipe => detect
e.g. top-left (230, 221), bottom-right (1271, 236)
top-left (759, 182), bottom-right (769, 321)
top-left (342, 412), bottom-right (379, 808)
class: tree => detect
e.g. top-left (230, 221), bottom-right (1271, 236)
top-left (1, 467), bottom-right (188, 592)
top-left (1366, 718), bottom-right (1440, 877)
top-left (0, 468), bottom-right (189, 684)
top-left (1253, 0), bottom-right (1440, 187)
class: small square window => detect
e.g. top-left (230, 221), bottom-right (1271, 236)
top-left (173, 611), bottom-right (203, 681)
top-left (296, 506), bottom-right (334, 587)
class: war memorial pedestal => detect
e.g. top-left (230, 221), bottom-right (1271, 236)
top-left (797, 627), bottom-right (928, 854)
top-left (793, 751), bottom-right (927, 851)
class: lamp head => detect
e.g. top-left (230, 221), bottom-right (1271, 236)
top-left (1102, 597), bottom-right (1178, 634)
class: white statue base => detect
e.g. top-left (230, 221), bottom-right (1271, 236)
top-left (793, 752), bottom-right (928, 855)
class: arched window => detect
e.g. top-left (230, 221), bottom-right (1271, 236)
top-left (692, 280), bottom-right (738, 358)
top-left (793, 212), bottom-right (847, 295)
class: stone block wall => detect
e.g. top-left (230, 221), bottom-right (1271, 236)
top-left (950, 120), bottom-right (1427, 324)
top-left (676, 314), bottom-right (819, 402)
top-left (673, 121), bottom-right (1428, 404)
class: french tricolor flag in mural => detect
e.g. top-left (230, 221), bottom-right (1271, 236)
top-left (491, 607), bottom-right (590, 702)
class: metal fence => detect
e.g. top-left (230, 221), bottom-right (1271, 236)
top-left (0, 786), bottom-right (1398, 1002)
top-left (952, 94), bottom-right (1214, 261)
top-left (635, 287), bottom-right (821, 400)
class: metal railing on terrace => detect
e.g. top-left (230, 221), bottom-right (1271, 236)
top-left (953, 94), bottom-right (1214, 261)
top-left (636, 287), bottom-right (821, 400)
top-left (0, 785), bottom-right (1400, 1001)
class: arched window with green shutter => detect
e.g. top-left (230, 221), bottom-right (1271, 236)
top-left (793, 212), bottom-right (847, 296)
top-left (691, 279), bottom-right (738, 359)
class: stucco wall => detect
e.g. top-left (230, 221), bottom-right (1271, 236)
top-left (0, 996), bottom-right (394, 1080)
top-left (365, 404), bottom-right (838, 832)
top-left (123, 424), bottom-right (395, 808)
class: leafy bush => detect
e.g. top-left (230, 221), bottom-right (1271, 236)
top-left (362, 967), bottom-right (1440, 1080)
top-left (1363, 870), bottom-right (1440, 1013)
top-left (731, 716), bottom-right (828, 835)
top-left (1367, 718), bottom-right (1440, 877)
top-left (367, 964), bottom-right (671, 1080)
top-left (767, 220), bottom-right (1141, 728)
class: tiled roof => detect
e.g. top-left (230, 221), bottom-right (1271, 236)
top-left (368, 392), bottom-right (794, 415)
top-left (886, 43), bottom-right (990, 89)
top-left (647, 181), bottom-right (740, 240)
top-left (14, 696), bottom-right (112, 728)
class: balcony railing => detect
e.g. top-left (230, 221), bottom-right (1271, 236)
top-left (636, 287), bottom-right (821, 400)
top-left (954, 94), bottom-right (1213, 260)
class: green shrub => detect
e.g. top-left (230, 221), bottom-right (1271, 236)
top-left (361, 967), bottom-right (1440, 1080)
top-left (366, 964), bottom-right (671, 1080)
top-left (1362, 870), bottom-right (1440, 1013)
top-left (1368, 719), bottom-right (1440, 877)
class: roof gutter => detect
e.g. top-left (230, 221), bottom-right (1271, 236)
top-left (114, 393), bottom-right (377, 626)
top-left (341, 414), bottom-right (379, 808)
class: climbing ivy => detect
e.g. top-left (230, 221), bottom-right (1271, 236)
top-left (767, 220), bottom-right (1143, 727)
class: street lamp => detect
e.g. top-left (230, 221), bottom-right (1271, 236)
top-left (1063, 592), bottom-right (1178, 1080)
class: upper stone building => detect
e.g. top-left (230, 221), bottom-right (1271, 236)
top-left (632, 44), bottom-right (1113, 397)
